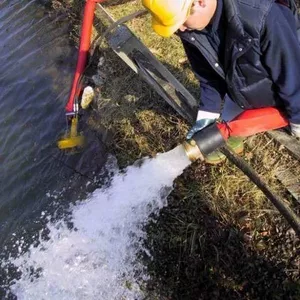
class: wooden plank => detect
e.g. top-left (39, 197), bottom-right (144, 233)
top-left (267, 130), bottom-right (300, 204)
top-left (267, 130), bottom-right (300, 161)
top-left (275, 167), bottom-right (300, 204)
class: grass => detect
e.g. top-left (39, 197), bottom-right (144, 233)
top-left (51, 0), bottom-right (300, 298)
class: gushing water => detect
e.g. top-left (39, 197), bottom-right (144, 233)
top-left (3, 146), bottom-right (191, 299)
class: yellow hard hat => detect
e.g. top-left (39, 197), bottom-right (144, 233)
top-left (142, 0), bottom-right (194, 37)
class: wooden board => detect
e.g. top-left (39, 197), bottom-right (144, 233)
top-left (267, 130), bottom-right (300, 161)
top-left (267, 130), bottom-right (300, 203)
top-left (274, 167), bottom-right (300, 204)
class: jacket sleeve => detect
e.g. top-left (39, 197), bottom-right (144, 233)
top-left (181, 39), bottom-right (227, 113)
top-left (261, 3), bottom-right (300, 124)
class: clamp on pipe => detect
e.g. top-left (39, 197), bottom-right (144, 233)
top-left (183, 107), bottom-right (289, 162)
top-left (183, 123), bottom-right (226, 162)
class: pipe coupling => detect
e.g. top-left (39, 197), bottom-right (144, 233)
top-left (182, 140), bottom-right (204, 162)
top-left (183, 123), bottom-right (226, 162)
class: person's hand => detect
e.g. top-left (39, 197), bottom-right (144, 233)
top-left (290, 123), bottom-right (300, 138)
top-left (186, 110), bottom-right (220, 140)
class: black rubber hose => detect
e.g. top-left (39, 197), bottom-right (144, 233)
top-left (221, 145), bottom-right (300, 236)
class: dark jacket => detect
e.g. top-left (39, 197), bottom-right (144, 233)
top-left (178, 0), bottom-right (300, 124)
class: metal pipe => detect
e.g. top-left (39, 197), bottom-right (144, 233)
top-left (182, 139), bottom-right (204, 162)
top-left (65, 0), bottom-right (106, 113)
top-left (182, 123), bottom-right (226, 162)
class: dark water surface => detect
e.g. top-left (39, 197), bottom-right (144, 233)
top-left (0, 0), bottom-right (106, 278)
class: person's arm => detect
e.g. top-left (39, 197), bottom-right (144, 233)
top-left (181, 39), bottom-right (227, 113)
top-left (261, 3), bottom-right (300, 134)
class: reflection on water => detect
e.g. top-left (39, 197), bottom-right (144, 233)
top-left (0, 0), bottom-right (73, 244)
top-left (0, 0), bottom-right (106, 269)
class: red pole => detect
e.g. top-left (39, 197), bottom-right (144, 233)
top-left (65, 0), bottom-right (105, 113)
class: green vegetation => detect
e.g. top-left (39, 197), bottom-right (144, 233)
top-left (52, 0), bottom-right (300, 298)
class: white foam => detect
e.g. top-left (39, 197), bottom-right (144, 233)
top-left (5, 145), bottom-right (191, 299)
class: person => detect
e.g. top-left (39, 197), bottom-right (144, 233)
top-left (142, 0), bottom-right (300, 164)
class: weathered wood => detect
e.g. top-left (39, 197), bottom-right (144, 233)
top-left (265, 130), bottom-right (300, 205)
top-left (275, 167), bottom-right (300, 204)
top-left (267, 130), bottom-right (300, 161)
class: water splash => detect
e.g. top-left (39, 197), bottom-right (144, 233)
top-left (4, 146), bottom-right (191, 299)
